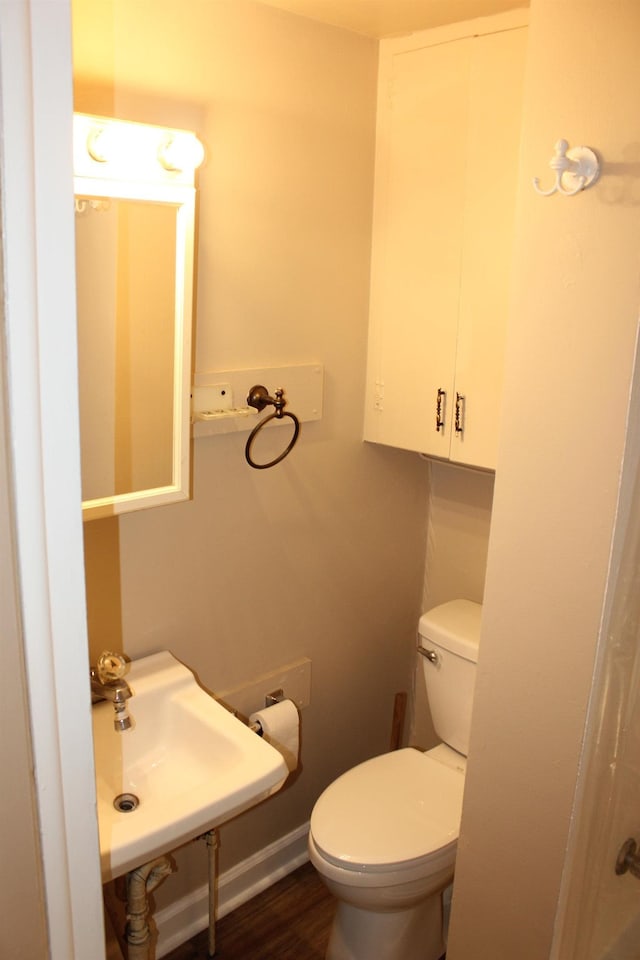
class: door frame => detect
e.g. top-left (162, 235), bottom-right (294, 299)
top-left (0, 2), bottom-right (105, 956)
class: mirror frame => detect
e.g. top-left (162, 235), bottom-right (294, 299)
top-left (73, 114), bottom-right (199, 521)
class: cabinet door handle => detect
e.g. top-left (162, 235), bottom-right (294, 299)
top-left (436, 388), bottom-right (446, 432)
top-left (455, 392), bottom-right (465, 435)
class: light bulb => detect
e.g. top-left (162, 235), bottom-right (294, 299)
top-left (86, 125), bottom-right (121, 163)
top-left (158, 134), bottom-right (205, 173)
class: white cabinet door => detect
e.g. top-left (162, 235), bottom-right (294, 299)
top-left (365, 36), bottom-right (470, 458)
top-left (452, 27), bottom-right (527, 469)
top-left (364, 17), bottom-right (527, 470)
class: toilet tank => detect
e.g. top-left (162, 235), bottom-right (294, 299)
top-left (418, 599), bottom-right (482, 756)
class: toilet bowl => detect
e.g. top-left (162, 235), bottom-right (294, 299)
top-left (308, 599), bottom-right (481, 960)
top-left (309, 744), bottom-right (465, 960)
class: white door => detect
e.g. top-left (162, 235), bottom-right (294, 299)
top-left (552, 377), bottom-right (640, 960)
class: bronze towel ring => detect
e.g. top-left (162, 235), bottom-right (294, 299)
top-left (245, 385), bottom-right (300, 469)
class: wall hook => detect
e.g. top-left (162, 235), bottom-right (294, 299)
top-left (533, 139), bottom-right (600, 196)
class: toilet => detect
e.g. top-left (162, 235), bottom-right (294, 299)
top-left (308, 599), bottom-right (481, 960)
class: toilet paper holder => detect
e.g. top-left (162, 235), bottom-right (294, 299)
top-left (265, 687), bottom-right (284, 706)
top-left (249, 688), bottom-right (285, 735)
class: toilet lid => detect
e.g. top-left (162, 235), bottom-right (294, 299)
top-left (310, 748), bottom-right (464, 873)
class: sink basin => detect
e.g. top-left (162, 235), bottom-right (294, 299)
top-left (92, 651), bottom-right (289, 881)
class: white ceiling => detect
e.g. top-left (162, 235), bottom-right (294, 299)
top-left (255, 0), bottom-right (527, 39)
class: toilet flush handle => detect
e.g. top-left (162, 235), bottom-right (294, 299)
top-left (417, 645), bottom-right (439, 665)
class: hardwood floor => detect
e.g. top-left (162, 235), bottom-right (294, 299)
top-left (163, 862), bottom-right (335, 960)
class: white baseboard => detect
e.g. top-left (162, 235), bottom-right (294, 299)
top-left (154, 821), bottom-right (310, 958)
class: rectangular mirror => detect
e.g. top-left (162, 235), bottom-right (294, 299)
top-left (73, 113), bottom-right (202, 521)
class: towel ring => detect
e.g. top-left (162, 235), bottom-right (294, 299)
top-left (245, 385), bottom-right (300, 469)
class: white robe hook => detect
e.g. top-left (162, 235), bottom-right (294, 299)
top-left (533, 139), bottom-right (600, 196)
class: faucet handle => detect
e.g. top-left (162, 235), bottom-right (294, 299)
top-left (96, 650), bottom-right (127, 683)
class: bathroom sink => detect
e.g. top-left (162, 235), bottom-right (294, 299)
top-left (92, 651), bottom-right (289, 881)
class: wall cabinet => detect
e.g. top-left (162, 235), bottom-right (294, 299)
top-left (364, 13), bottom-right (527, 470)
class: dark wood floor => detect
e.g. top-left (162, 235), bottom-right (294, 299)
top-left (163, 861), bottom-right (335, 960)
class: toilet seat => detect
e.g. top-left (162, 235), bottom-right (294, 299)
top-left (310, 748), bottom-right (465, 876)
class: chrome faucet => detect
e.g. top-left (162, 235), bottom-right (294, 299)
top-left (91, 651), bottom-right (133, 732)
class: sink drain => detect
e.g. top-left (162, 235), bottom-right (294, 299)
top-left (113, 793), bottom-right (139, 813)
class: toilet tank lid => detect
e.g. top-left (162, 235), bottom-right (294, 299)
top-left (418, 599), bottom-right (482, 661)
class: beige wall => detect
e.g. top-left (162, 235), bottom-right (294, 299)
top-left (74, 0), bottom-right (429, 905)
top-left (412, 460), bottom-right (494, 748)
top-left (422, 462), bottom-right (494, 614)
top-left (448, 1), bottom-right (640, 957)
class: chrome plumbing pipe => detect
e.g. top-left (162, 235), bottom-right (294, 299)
top-left (125, 856), bottom-right (173, 960)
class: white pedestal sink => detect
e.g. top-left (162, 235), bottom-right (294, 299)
top-left (92, 651), bottom-right (289, 881)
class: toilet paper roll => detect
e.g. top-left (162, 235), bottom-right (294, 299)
top-left (249, 699), bottom-right (299, 772)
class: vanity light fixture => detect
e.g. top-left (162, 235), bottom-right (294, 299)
top-left (75, 113), bottom-right (205, 183)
